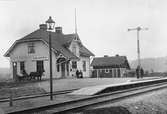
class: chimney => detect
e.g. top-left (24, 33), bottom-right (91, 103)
top-left (55, 27), bottom-right (62, 34)
top-left (39, 24), bottom-right (47, 30)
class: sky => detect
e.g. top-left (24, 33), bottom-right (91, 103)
top-left (0, 0), bottom-right (167, 68)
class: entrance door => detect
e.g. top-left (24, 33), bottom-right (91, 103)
top-left (12, 62), bottom-right (17, 81)
top-left (57, 58), bottom-right (66, 78)
top-left (36, 61), bottom-right (44, 72)
top-left (61, 62), bottom-right (65, 78)
top-left (66, 62), bottom-right (69, 76)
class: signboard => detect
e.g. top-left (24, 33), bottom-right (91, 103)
top-left (11, 56), bottom-right (28, 61)
top-left (32, 56), bottom-right (48, 61)
top-left (11, 56), bottom-right (48, 61)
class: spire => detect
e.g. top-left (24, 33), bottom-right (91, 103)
top-left (75, 8), bottom-right (77, 34)
top-left (74, 8), bottom-right (81, 43)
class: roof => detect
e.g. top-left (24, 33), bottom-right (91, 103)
top-left (80, 45), bottom-right (94, 57)
top-left (4, 28), bottom-right (94, 59)
top-left (91, 56), bottom-right (130, 69)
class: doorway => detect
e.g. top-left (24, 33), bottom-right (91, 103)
top-left (36, 61), bottom-right (44, 72)
top-left (61, 62), bottom-right (65, 78)
top-left (57, 57), bottom-right (66, 78)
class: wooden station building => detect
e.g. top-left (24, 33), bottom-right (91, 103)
top-left (4, 21), bottom-right (94, 80)
top-left (91, 55), bottom-right (130, 78)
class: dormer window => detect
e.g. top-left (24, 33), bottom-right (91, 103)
top-left (28, 42), bottom-right (35, 54)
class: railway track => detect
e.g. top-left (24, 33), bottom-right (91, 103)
top-left (5, 77), bottom-right (167, 114)
top-left (0, 89), bottom-right (78, 103)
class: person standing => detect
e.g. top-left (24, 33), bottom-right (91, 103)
top-left (76, 69), bottom-right (79, 78)
top-left (136, 66), bottom-right (140, 79)
top-left (140, 67), bottom-right (144, 78)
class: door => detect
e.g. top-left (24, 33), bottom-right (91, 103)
top-left (114, 68), bottom-right (117, 77)
top-left (61, 62), bottom-right (65, 78)
top-left (36, 61), bottom-right (44, 72)
top-left (118, 68), bottom-right (120, 77)
top-left (66, 62), bottom-right (69, 76)
top-left (12, 62), bottom-right (17, 81)
top-left (57, 57), bottom-right (66, 78)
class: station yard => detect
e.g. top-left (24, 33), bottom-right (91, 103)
top-left (0, 76), bottom-right (163, 114)
top-left (0, 77), bottom-right (160, 99)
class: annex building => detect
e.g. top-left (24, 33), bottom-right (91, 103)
top-left (91, 55), bottom-right (130, 78)
top-left (4, 21), bottom-right (94, 80)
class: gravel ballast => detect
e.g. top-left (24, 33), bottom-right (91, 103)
top-left (83, 87), bottom-right (167, 114)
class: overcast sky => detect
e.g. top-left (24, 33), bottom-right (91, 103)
top-left (0, 0), bottom-right (167, 68)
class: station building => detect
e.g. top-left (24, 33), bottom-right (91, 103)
top-left (4, 22), bottom-right (94, 80)
top-left (91, 55), bottom-right (130, 78)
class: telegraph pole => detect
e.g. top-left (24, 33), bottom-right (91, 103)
top-left (128, 26), bottom-right (148, 78)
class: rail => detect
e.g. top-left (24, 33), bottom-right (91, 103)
top-left (5, 77), bottom-right (167, 114)
top-left (0, 89), bottom-right (78, 103)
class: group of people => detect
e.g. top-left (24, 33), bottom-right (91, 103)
top-left (76, 70), bottom-right (83, 78)
top-left (136, 66), bottom-right (144, 79)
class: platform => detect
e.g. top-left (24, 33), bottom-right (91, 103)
top-left (0, 77), bottom-right (163, 113)
top-left (36, 78), bottom-right (134, 92)
top-left (69, 77), bottom-right (162, 95)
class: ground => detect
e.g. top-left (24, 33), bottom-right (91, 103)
top-left (0, 77), bottom-right (134, 99)
top-left (83, 84), bottom-right (167, 114)
top-left (0, 77), bottom-right (165, 114)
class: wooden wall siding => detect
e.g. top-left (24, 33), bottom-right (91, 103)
top-left (93, 65), bottom-right (125, 69)
top-left (92, 68), bottom-right (123, 78)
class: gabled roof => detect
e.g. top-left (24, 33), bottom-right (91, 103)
top-left (80, 45), bottom-right (94, 57)
top-left (91, 56), bottom-right (130, 69)
top-left (4, 28), bottom-right (94, 59)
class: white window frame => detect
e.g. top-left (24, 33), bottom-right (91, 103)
top-left (28, 42), bottom-right (35, 54)
top-left (82, 61), bottom-right (86, 72)
top-left (72, 45), bottom-right (77, 55)
top-left (105, 69), bottom-right (109, 73)
top-left (72, 61), bottom-right (77, 69)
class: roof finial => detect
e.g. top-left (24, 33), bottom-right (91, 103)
top-left (75, 8), bottom-right (77, 34)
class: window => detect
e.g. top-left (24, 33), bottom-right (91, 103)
top-left (83, 61), bottom-right (86, 72)
top-left (110, 69), bottom-right (112, 74)
top-left (20, 61), bottom-right (25, 72)
top-left (72, 45), bottom-right (77, 55)
top-left (36, 61), bottom-right (44, 72)
top-left (28, 42), bottom-right (35, 54)
top-left (57, 64), bottom-right (60, 72)
top-left (105, 69), bottom-right (109, 73)
top-left (72, 61), bottom-right (77, 69)
top-left (66, 63), bottom-right (69, 72)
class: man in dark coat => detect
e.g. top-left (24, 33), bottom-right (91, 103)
top-left (140, 67), bottom-right (144, 78)
top-left (136, 66), bottom-right (140, 79)
top-left (80, 70), bottom-right (83, 78)
top-left (76, 70), bottom-right (79, 78)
